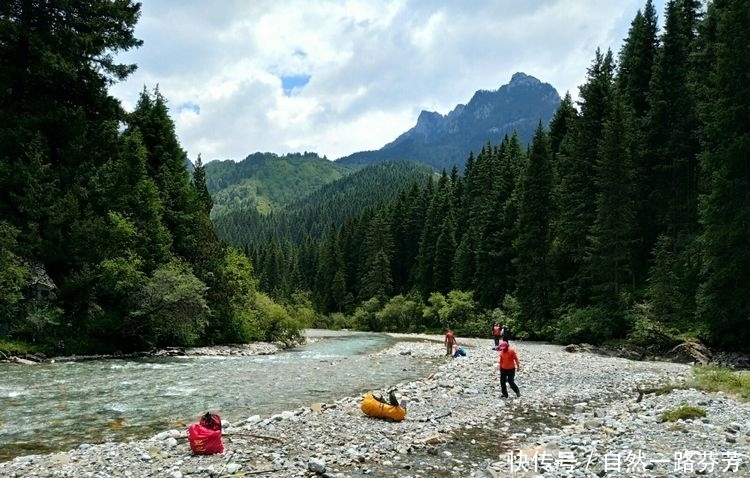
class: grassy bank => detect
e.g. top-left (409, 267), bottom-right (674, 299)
top-left (691, 365), bottom-right (750, 400)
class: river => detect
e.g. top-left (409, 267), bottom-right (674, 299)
top-left (0, 330), bottom-right (441, 462)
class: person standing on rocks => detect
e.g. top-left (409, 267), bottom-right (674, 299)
top-left (498, 341), bottom-right (521, 398)
top-left (501, 324), bottom-right (512, 342)
top-left (445, 330), bottom-right (457, 356)
top-left (492, 322), bottom-right (502, 347)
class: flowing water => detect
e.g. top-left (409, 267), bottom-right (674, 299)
top-left (0, 330), bottom-right (440, 462)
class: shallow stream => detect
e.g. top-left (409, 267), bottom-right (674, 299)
top-left (0, 330), bottom-right (439, 461)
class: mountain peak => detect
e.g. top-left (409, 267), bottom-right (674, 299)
top-left (337, 72), bottom-right (561, 172)
top-left (508, 71), bottom-right (540, 87)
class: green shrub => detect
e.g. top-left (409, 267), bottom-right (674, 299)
top-left (626, 302), bottom-right (681, 350)
top-left (329, 312), bottom-right (357, 330)
top-left (553, 306), bottom-right (613, 344)
top-left (351, 297), bottom-right (384, 331)
top-left (459, 313), bottom-right (492, 338)
top-left (661, 404), bottom-right (706, 422)
top-left (0, 339), bottom-right (36, 357)
top-left (246, 293), bottom-right (304, 346)
top-left (376, 295), bottom-right (423, 332)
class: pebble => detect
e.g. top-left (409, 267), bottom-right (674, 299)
top-left (2, 335), bottom-right (749, 477)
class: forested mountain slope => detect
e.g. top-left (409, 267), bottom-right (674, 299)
top-left (213, 160), bottom-right (435, 247)
top-left (205, 152), bottom-right (353, 217)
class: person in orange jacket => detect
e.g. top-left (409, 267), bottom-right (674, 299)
top-left (498, 340), bottom-right (521, 398)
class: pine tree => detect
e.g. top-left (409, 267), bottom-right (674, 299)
top-left (315, 225), bottom-right (346, 313)
top-left (586, 93), bottom-right (637, 328)
top-left (548, 93), bottom-right (578, 157)
top-left (126, 88), bottom-right (197, 257)
top-left (192, 154), bottom-right (213, 215)
top-left (642, 0), bottom-right (703, 327)
top-left (474, 137), bottom-right (520, 307)
top-left (416, 174), bottom-right (445, 295)
top-left (514, 124), bottom-right (553, 336)
top-left (452, 227), bottom-right (478, 291)
top-left (617, 0), bottom-right (659, 120)
top-left (554, 49), bottom-right (616, 308)
top-left (695, 0), bottom-right (750, 349)
top-left (547, 96), bottom-right (578, 311)
top-left (462, 144), bottom-right (499, 302)
top-left (646, 0), bottom-right (702, 241)
top-left (433, 215), bottom-right (457, 294)
top-left (359, 210), bottom-right (394, 301)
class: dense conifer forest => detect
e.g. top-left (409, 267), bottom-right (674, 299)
top-left (1, 0), bottom-right (748, 355)
top-left (241, 0), bottom-right (750, 352)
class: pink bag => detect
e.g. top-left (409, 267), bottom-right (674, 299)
top-left (188, 413), bottom-right (224, 454)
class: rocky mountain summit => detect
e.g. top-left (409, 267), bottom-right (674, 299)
top-left (336, 72), bottom-right (561, 172)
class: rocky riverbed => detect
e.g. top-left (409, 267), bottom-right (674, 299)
top-left (2, 335), bottom-right (749, 478)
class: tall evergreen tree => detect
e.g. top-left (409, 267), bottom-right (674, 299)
top-left (586, 93), bottom-right (638, 327)
top-left (642, 0), bottom-right (703, 327)
top-left (315, 225), bottom-right (348, 313)
top-left (0, 0), bottom-right (141, 262)
top-left (548, 93), bottom-right (578, 157)
top-left (192, 154), bottom-right (213, 215)
top-left (433, 215), bottom-right (457, 294)
top-left (553, 49), bottom-right (616, 308)
top-left (695, 0), bottom-right (750, 349)
top-left (359, 210), bottom-right (394, 301)
top-left (126, 88), bottom-right (197, 256)
top-left (126, 87), bottom-right (240, 343)
top-left (617, 0), bottom-right (659, 120)
top-left (416, 174), bottom-right (445, 295)
top-left (646, 0), bottom-right (702, 241)
top-left (0, 1), bottom-right (146, 348)
top-left (452, 226), bottom-right (478, 291)
top-left (616, 1), bottom-right (660, 288)
top-left (462, 145), bottom-right (498, 301)
top-left (514, 124), bottom-right (553, 335)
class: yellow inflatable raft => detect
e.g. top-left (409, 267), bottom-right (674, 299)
top-left (360, 393), bottom-right (407, 422)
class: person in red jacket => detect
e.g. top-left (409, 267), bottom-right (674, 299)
top-left (498, 341), bottom-right (521, 398)
top-left (444, 330), bottom-right (457, 356)
top-left (492, 322), bottom-right (502, 347)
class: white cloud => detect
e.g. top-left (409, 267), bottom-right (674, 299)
top-left (109, 0), bottom-right (666, 163)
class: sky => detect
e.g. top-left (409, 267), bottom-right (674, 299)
top-left (109, 0), bottom-right (666, 163)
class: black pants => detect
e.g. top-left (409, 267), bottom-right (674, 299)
top-left (500, 368), bottom-right (520, 397)
top-left (493, 335), bottom-right (501, 347)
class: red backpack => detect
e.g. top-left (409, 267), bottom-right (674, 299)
top-left (188, 412), bottom-right (224, 454)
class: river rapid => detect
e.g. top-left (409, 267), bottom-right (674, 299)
top-left (0, 330), bottom-right (440, 461)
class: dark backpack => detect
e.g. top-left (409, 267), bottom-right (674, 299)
top-left (502, 327), bottom-right (512, 341)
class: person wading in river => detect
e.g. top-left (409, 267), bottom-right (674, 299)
top-left (498, 341), bottom-right (521, 398)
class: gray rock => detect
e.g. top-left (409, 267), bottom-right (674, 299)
top-left (308, 457), bottom-right (326, 473)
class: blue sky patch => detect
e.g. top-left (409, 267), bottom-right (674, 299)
top-left (177, 102), bottom-right (201, 114)
top-left (281, 74), bottom-right (311, 96)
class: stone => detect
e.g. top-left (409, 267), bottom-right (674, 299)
top-left (308, 458), bottom-right (326, 473)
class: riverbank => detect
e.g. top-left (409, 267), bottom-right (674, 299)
top-left (0, 342), bottom-right (284, 365)
top-left (2, 335), bottom-right (749, 477)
